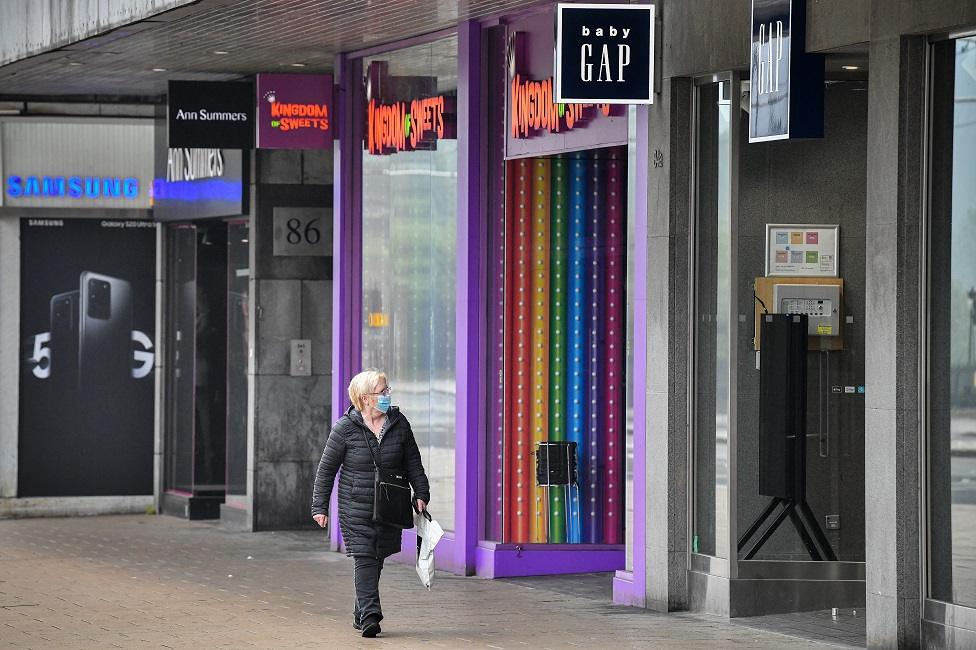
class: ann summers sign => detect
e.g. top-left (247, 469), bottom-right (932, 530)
top-left (168, 80), bottom-right (255, 149)
top-left (554, 3), bottom-right (654, 104)
top-left (749, 0), bottom-right (823, 141)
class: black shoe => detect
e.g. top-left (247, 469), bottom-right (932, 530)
top-left (361, 616), bottom-right (381, 638)
top-left (353, 619), bottom-right (362, 631)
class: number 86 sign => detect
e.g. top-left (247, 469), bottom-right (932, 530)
top-left (272, 207), bottom-right (331, 257)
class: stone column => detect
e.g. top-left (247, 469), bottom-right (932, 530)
top-left (240, 148), bottom-right (334, 531)
top-left (0, 218), bottom-right (19, 498)
top-left (645, 74), bottom-right (693, 612)
top-left (863, 35), bottom-right (926, 649)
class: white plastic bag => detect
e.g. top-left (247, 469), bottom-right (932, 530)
top-left (415, 509), bottom-right (444, 590)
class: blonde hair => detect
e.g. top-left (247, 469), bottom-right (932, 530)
top-left (348, 368), bottom-right (387, 411)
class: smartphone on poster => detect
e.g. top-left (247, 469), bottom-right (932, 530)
top-left (78, 271), bottom-right (133, 390)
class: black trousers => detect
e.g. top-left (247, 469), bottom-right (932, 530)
top-left (353, 556), bottom-right (385, 624)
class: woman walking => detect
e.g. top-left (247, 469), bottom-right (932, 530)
top-left (311, 369), bottom-right (430, 638)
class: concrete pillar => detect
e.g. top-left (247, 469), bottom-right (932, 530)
top-left (0, 218), bottom-right (19, 498)
top-left (863, 35), bottom-right (926, 649)
top-left (239, 148), bottom-right (333, 531)
top-left (644, 74), bottom-right (693, 612)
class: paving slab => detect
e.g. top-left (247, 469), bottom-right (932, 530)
top-left (0, 515), bottom-right (833, 649)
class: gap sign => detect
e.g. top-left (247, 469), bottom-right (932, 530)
top-left (554, 3), bottom-right (654, 104)
top-left (749, 0), bottom-right (824, 141)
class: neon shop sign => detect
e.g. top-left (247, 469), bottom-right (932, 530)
top-left (509, 74), bottom-right (611, 138)
top-left (366, 95), bottom-right (455, 155)
top-left (6, 175), bottom-right (140, 200)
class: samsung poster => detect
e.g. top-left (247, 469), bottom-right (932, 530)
top-left (19, 218), bottom-right (157, 496)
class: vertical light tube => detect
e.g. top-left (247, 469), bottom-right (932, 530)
top-left (511, 158), bottom-right (533, 543)
top-left (548, 155), bottom-right (569, 544)
top-left (502, 161), bottom-right (516, 542)
top-left (530, 158), bottom-right (551, 544)
top-left (567, 152), bottom-right (587, 544)
top-left (584, 153), bottom-right (605, 544)
top-left (602, 147), bottom-right (625, 544)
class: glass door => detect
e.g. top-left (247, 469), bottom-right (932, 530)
top-left (691, 78), bottom-right (734, 562)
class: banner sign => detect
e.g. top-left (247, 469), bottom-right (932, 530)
top-left (0, 118), bottom-right (154, 209)
top-left (19, 218), bottom-right (157, 497)
top-left (749, 0), bottom-right (824, 142)
top-left (168, 80), bottom-right (255, 149)
top-left (257, 73), bottom-right (333, 149)
top-left (555, 3), bottom-right (654, 104)
top-left (152, 146), bottom-right (246, 221)
top-left (504, 10), bottom-right (628, 159)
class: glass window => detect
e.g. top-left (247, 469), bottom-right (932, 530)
top-left (693, 80), bottom-right (732, 559)
top-left (226, 220), bottom-right (249, 497)
top-left (929, 35), bottom-right (976, 607)
top-left (165, 225), bottom-right (197, 493)
top-left (360, 37), bottom-right (458, 532)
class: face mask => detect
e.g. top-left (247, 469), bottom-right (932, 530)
top-left (375, 394), bottom-right (392, 413)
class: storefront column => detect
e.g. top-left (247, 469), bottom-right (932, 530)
top-left (329, 52), bottom-right (364, 551)
top-left (0, 218), bottom-right (18, 498)
top-left (863, 35), bottom-right (926, 649)
top-left (454, 20), bottom-right (483, 576)
top-left (643, 75), bottom-right (693, 612)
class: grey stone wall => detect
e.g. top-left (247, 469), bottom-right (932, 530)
top-left (248, 148), bottom-right (333, 531)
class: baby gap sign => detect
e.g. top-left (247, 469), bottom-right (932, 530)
top-left (555, 3), bottom-right (654, 104)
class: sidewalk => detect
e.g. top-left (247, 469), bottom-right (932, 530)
top-left (0, 515), bottom-right (832, 649)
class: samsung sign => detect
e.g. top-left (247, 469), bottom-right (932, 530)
top-left (0, 118), bottom-right (155, 209)
top-left (6, 175), bottom-right (140, 200)
top-left (554, 3), bottom-right (654, 104)
top-left (749, 0), bottom-right (824, 141)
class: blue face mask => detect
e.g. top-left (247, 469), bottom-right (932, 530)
top-left (375, 394), bottom-right (392, 413)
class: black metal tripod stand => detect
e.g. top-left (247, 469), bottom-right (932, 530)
top-left (737, 494), bottom-right (837, 561)
top-left (739, 314), bottom-right (836, 562)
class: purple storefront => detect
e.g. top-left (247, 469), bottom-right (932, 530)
top-left (330, 5), bottom-right (650, 605)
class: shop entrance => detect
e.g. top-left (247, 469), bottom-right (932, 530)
top-left (162, 219), bottom-right (249, 519)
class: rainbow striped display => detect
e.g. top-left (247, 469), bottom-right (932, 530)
top-left (501, 147), bottom-right (626, 545)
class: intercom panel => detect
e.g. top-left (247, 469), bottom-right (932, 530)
top-left (773, 283), bottom-right (841, 337)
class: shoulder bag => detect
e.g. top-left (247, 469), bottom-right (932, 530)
top-left (361, 427), bottom-right (414, 529)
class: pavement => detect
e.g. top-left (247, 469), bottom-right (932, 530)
top-left (0, 515), bottom-right (837, 649)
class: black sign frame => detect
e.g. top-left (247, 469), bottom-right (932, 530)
top-left (749, 0), bottom-right (824, 142)
top-left (554, 3), bottom-right (655, 105)
top-left (168, 80), bottom-right (255, 149)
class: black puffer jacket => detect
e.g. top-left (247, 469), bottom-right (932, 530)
top-left (311, 405), bottom-right (430, 558)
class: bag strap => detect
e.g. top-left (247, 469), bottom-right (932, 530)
top-left (359, 421), bottom-right (380, 470)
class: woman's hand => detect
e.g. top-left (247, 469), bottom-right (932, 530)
top-left (415, 499), bottom-right (426, 513)
top-left (312, 514), bottom-right (328, 528)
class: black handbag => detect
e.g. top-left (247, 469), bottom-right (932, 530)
top-left (362, 428), bottom-right (414, 529)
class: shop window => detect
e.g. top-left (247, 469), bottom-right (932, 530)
top-left (360, 36), bottom-right (458, 532)
top-left (488, 148), bottom-right (628, 545)
top-left (226, 221), bottom-right (249, 497)
top-left (929, 35), bottom-right (976, 608)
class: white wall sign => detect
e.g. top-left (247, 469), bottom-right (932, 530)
top-left (764, 224), bottom-right (839, 277)
top-left (273, 207), bottom-right (332, 257)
